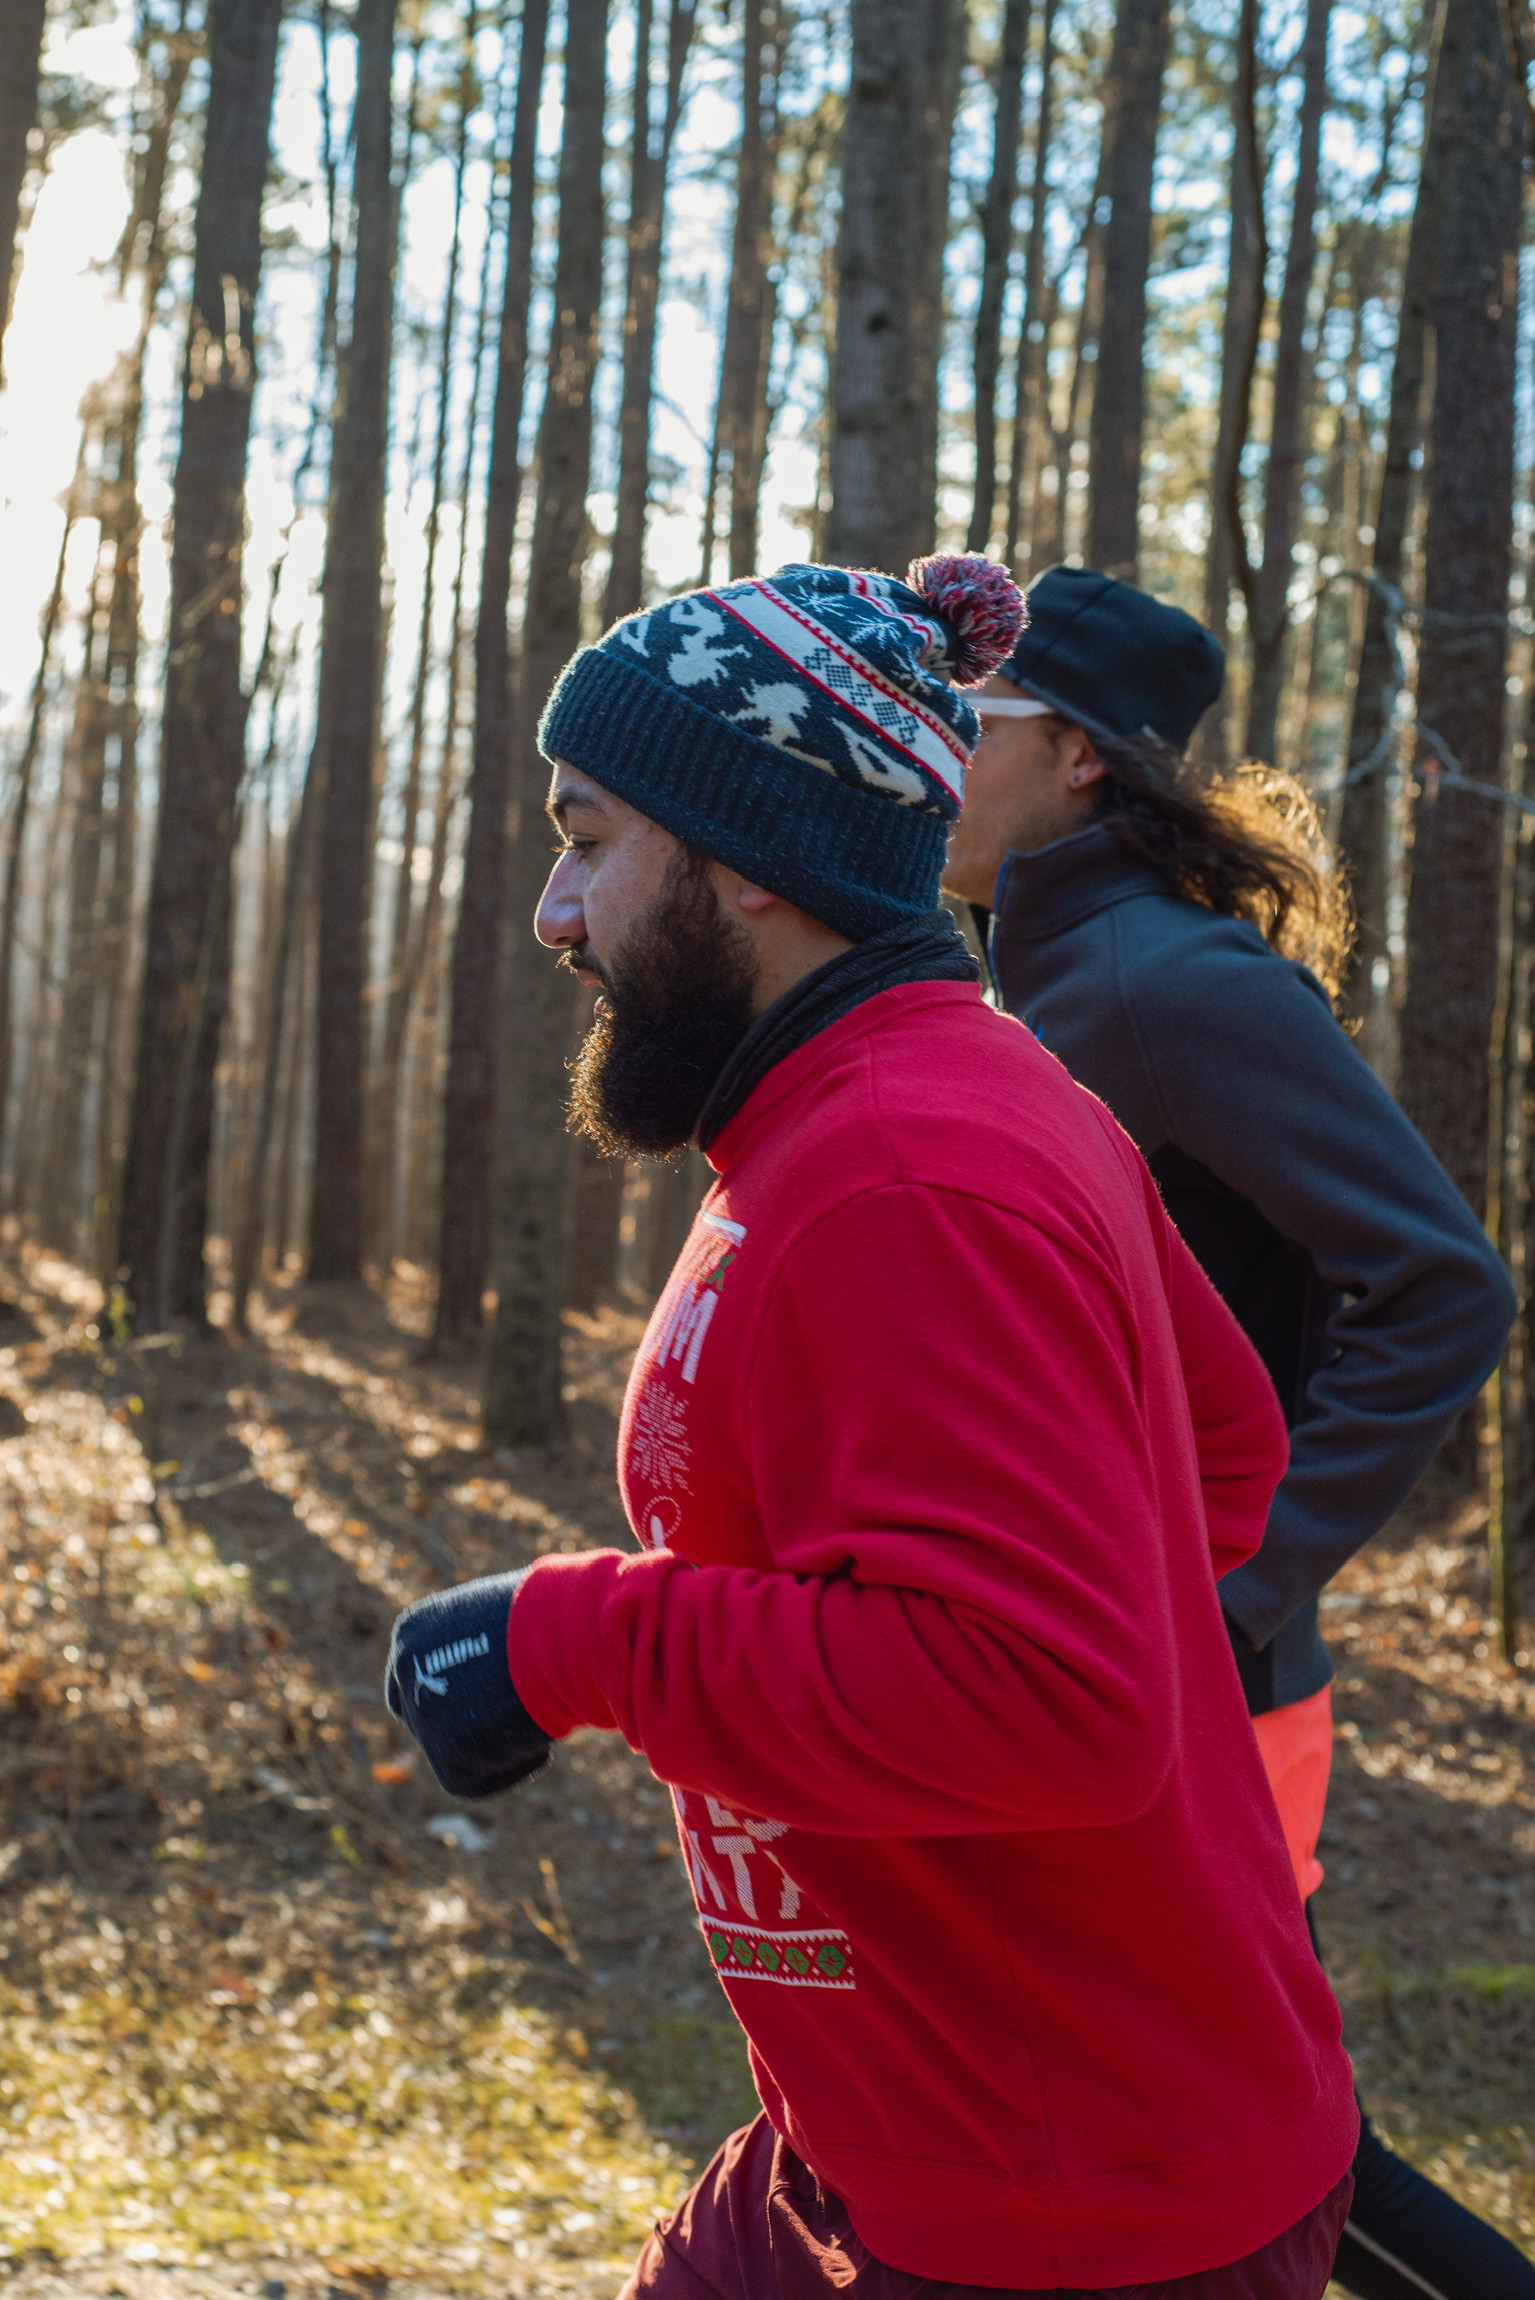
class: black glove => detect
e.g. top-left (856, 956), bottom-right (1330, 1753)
top-left (384, 1570), bottom-right (552, 1799)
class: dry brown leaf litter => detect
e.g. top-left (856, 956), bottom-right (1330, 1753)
top-left (0, 1242), bottom-right (1528, 2295)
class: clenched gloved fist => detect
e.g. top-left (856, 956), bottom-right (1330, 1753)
top-left (385, 1570), bottom-right (552, 1799)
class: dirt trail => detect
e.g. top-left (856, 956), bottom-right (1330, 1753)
top-left (0, 1247), bottom-right (1528, 2295)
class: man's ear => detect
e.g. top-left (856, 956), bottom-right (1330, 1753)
top-left (1055, 720), bottom-right (1107, 793)
top-left (734, 879), bottom-right (780, 915)
top-left (705, 858), bottom-right (780, 916)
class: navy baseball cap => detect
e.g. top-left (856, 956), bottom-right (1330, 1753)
top-left (1001, 566), bottom-right (1224, 754)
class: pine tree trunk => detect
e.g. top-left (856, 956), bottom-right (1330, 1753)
top-left (1196, 0), bottom-right (1264, 764)
top-left (825, 0), bottom-right (964, 571)
top-left (308, 0), bottom-right (398, 1284)
top-left (1397, 0), bottom-right (1522, 1223)
top-left (482, 0), bottom-right (609, 1447)
top-left (64, 25), bottom-right (191, 1272)
top-left (1337, 0), bottom-right (1466, 1039)
top-left (605, 0), bottom-right (696, 621)
top-left (15, 772), bottom-right (71, 1229)
top-left (967, 0), bottom-right (1031, 554)
top-left (45, 552), bottom-right (112, 1253)
top-left (230, 771), bottom-right (318, 1328)
top-left (116, 0), bottom-right (283, 1329)
top-left (705, 0), bottom-right (781, 582)
top-left (0, 498), bottom-right (72, 1179)
top-left (1243, 0), bottom-right (1329, 765)
top-left (368, 29), bottom-right (471, 1264)
top-left (1083, 0), bottom-right (1170, 580)
top-left (436, 0), bottom-right (551, 1346)
top-left (381, 108), bottom-right (497, 1273)
top-left (0, 0), bottom-right (48, 376)
top-left (1004, 0), bottom-right (1056, 577)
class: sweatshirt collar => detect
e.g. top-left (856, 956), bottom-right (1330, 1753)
top-left (705, 979), bottom-right (984, 1175)
top-left (992, 821), bottom-right (1169, 945)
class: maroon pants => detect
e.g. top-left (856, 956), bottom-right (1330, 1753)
top-left (618, 2114), bottom-right (1353, 2300)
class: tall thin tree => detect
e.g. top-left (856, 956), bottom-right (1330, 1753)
top-left (825, 0), bottom-right (965, 570)
top-left (368, 11), bottom-right (474, 1262)
top-left (436, 0), bottom-right (551, 1346)
top-left (308, 0), bottom-right (400, 1284)
top-left (605, 0), bottom-right (696, 621)
top-left (482, 0), bottom-right (610, 1444)
top-left (117, 0), bottom-right (284, 1327)
top-left (1241, 0), bottom-right (1330, 765)
top-left (1083, 0), bottom-right (1170, 579)
top-left (1336, 0), bottom-right (1465, 1040)
top-left (702, 0), bottom-right (781, 582)
top-left (634, 0), bottom-right (767, 1316)
top-left (0, 494), bottom-right (73, 1173)
top-left (0, 0), bottom-right (49, 377)
top-left (1003, 0), bottom-right (1056, 576)
top-left (1197, 0), bottom-right (1264, 763)
top-left (967, 0), bottom-right (1031, 554)
top-left (1397, 0), bottom-right (1523, 1221)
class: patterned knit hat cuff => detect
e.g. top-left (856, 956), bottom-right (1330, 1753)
top-left (541, 647), bottom-right (948, 943)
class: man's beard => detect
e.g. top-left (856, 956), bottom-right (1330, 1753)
top-left (566, 848), bottom-right (759, 1160)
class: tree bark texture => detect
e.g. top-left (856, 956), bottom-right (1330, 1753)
top-left (1196, 0), bottom-right (1264, 764)
top-left (0, 498), bottom-right (72, 1169)
top-left (0, 0), bottom-right (48, 377)
top-left (116, 0), bottom-right (283, 1327)
top-left (1004, 0), bottom-right (1055, 576)
top-left (436, 0), bottom-right (551, 1344)
top-left (308, 0), bottom-right (398, 1283)
top-left (1337, 0), bottom-right (1465, 1036)
top-left (967, 0), bottom-right (1031, 554)
top-left (481, 0), bottom-right (608, 1445)
top-left (707, 0), bottom-right (780, 582)
top-left (604, 0), bottom-right (695, 621)
top-left (368, 29), bottom-right (471, 1263)
top-left (1243, 0), bottom-right (1330, 765)
top-left (90, 24), bottom-right (195, 1278)
top-left (825, 0), bottom-right (964, 571)
top-left (45, 553), bottom-right (112, 1252)
top-left (1083, 0), bottom-right (1170, 580)
top-left (1397, 0), bottom-right (1522, 1221)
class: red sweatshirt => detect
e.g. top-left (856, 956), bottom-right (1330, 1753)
top-left (509, 982), bottom-right (1357, 2289)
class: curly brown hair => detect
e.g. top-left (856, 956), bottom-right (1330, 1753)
top-left (1091, 732), bottom-right (1354, 1001)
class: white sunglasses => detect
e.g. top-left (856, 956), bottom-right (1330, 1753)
top-left (972, 697), bottom-right (1054, 720)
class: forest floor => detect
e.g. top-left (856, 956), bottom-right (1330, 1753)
top-left (0, 1241), bottom-right (1529, 2298)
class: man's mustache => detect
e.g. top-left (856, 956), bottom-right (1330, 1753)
top-left (558, 942), bottom-right (612, 992)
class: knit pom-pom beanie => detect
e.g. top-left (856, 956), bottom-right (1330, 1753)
top-left (540, 555), bottom-right (1026, 942)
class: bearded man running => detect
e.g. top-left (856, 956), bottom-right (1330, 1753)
top-left (387, 556), bottom-right (1357, 2300)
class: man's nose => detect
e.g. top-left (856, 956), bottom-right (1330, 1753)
top-left (535, 851), bottom-right (585, 949)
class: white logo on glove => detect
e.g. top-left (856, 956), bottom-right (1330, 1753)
top-left (413, 1630), bottom-right (490, 1699)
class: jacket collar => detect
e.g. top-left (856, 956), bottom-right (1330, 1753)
top-left (992, 821), bottom-right (1170, 945)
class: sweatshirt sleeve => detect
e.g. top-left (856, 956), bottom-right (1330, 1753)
top-left (1131, 936), bottom-right (1516, 1653)
top-left (508, 1182), bottom-right (1276, 1838)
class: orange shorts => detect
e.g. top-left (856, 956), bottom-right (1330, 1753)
top-left (1251, 1682), bottom-right (1334, 1901)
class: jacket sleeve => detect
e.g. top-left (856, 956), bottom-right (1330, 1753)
top-left (508, 1182), bottom-right (1274, 1837)
top-left (1131, 934), bottom-right (1516, 1653)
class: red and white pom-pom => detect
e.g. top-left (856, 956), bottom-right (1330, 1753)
top-left (907, 552), bottom-right (1026, 685)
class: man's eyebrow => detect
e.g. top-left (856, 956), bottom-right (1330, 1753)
top-left (546, 779), bottom-right (607, 825)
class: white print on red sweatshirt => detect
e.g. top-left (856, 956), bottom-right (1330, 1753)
top-left (507, 981), bottom-right (1359, 2288)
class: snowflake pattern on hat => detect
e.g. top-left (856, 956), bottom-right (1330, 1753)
top-left (538, 553), bottom-right (1025, 943)
top-left (596, 559), bottom-right (1022, 819)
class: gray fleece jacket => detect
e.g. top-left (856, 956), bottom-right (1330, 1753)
top-left (990, 821), bottom-right (1516, 1715)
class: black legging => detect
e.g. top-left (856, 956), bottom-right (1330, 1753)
top-left (1306, 1908), bottom-right (1535, 2298)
